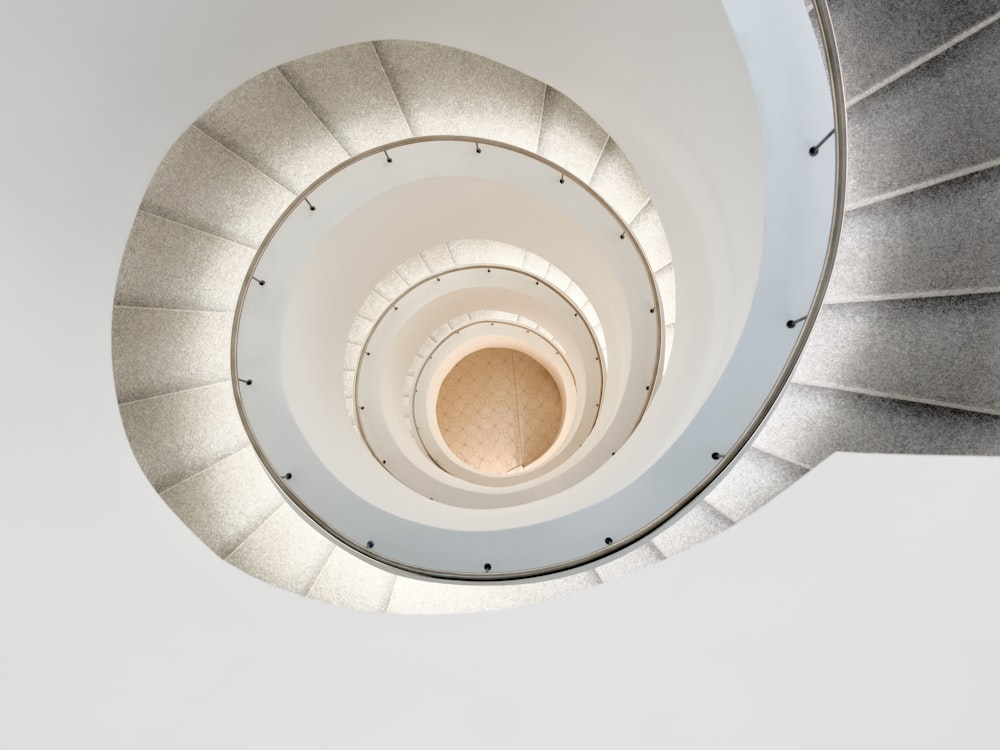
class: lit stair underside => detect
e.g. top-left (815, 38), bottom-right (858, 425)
top-left (113, 7), bottom-right (1000, 612)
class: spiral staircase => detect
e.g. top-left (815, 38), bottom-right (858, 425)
top-left (111, 1), bottom-right (1000, 614)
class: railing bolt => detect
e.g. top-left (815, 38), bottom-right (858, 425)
top-left (475, 142), bottom-right (482, 154)
top-left (384, 150), bottom-right (393, 163)
top-left (304, 197), bottom-right (316, 211)
top-left (786, 315), bottom-right (807, 329)
top-left (366, 540), bottom-right (374, 549)
top-left (251, 276), bottom-right (265, 286)
top-left (282, 472), bottom-right (292, 480)
top-left (238, 378), bottom-right (252, 386)
top-left (559, 173), bottom-right (565, 184)
top-left (809, 128), bottom-right (835, 157)
top-left (711, 452), bottom-right (723, 460)
top-left (483, 563), bottom-right (492, 572)
top-left (605, 537), bottom-right (613, 545)
top-left (620, 231), bottom-right (626, 240)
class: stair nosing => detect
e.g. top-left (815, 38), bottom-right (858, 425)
top-left (846, 10), bottom-right (1000, 108)
top-left (190, 123), bottom-right (298, 198)
top-left (846, 156), bottom-right (1000, 212)
top-left (789, 379), bottom-right (1000, 418)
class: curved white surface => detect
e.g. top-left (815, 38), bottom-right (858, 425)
top-left (226, 0), bottom-right (832, 577)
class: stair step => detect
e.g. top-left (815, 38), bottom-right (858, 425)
top-left (279, 42), bottom-right (411, 155)
top-left (650, 503), bottom-right (733, 559)
top-left (307, 548), bottom-right (396, 612)
top-left (537, 86), bottom-right (609, 181)
top-left (420, 243), bottom-right (457, 274)
top-left (112, 307), bottom-right (230, 403)
top-left (589, 140), bottom-right (649, 224)
top-left (629, 201), bottom-right (672, 271)
top-left (395, 253), bottom-right (432, 285)
top-left (386, 569), bottom-right (601, 615)
top-left (594, 542), bottom-right (664, 583)
top-left (140, 127), bottom-right (292, 249)
top-left (828, 164), bottom-right (1000, 302)
top-left (119, 382), bottom-right (248, 491)
top-left (374, 40), bottom-right (545, 151)
top-left (160, 447), bottom-right (284, 557)
top-left (795, 295), bottom-right (1000, 412)
top-left (705, 447), bottom-right (807, 522)
top-left (116, 212), bottom-right (253, 312)
top-left (226, 503), bottom-right (334, 595)
top-left (194, 68), bottom-right (348, 195)
top-left (829, 0), bottom-right (1000, 102)
top-left (448, 238), bottom-right (526, 268)
top-left (754, 383), bottom-right (1000, 467)
top-left (655, 266), bottom-right (676, 326)
top-left (847, 19), bottom-right (1000, 205)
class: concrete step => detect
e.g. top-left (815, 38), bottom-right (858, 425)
top-left (112, 306), bottom-right (230, 403)
top-left (280, 42), bottom-right (411, 155)
top-left (828, 164), bottom-right (1000, 302)
top-left (795, 294), bottom-right (1000, 412)
top-left (307, 547), bottom-right (396, 612)
top-left (116, 212), bottom-right (253, 313)
top-left (195, 68), bottom-right (348, 194)
top-left (140, 127), bottom-right (292, 249)
top-left (847, 18), bottom-right (1000, 205)
top-left (754, 383), bottom-right (1000, 468)
top-left (537, 86), bottom-right (609, 181)
top-left (829, 0), bottom-right (1000, 102)
top-left (374, 40), bottom-right (545, 151)
top-left (160, 447), bottom-right (284, 557)
top-left (225, 503), bottom-right (334, 595)
top-left (119, 382), bottom-right (248, 491)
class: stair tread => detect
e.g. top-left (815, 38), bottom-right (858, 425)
top-left (829, 164), bottom-right (1000, 301)
top-left (120, 382), bottom-right (248, 491)
top-left (280, 43), bottom-right (411, 155)
top-left (594, 542), bottom-right (664, 583)
top-left (307, 547), bottom-right (396, 612)
top-left (140, 127), bottom-right (292, 249)
top-left (226, 503), bottom-right (334, 595)
top-left (195, 68), bottom-right (349, 194)
top-left (537, 86), bottom-right (609, 181)
top-left (829, 0), bottom-right (1000, 102)
top-left (796, 295), bottom-right (1000, 412)
top-left (374, 40), bottom-right (545, 152)
top-left (160, 447), bottom-right (284, 558)
top-left (589, 139), bottom-right (649, 224)
top-left (705, 447), bottom-right (808, 522)
top-left (112, 306), bottom-right (231, 403)
top-left (755, 383), bottom-right (1000, 467)
top-left (116, 212), bottom-right (253, 312)
top-left (846, 19), bottom-right (1000, 205)
top-left (650, 503), bottom-right (732, 560)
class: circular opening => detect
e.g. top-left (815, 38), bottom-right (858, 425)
top-left (434, 347), bottom-right (564, 475)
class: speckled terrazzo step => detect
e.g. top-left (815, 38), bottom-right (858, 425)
top-left (112, 306), bottom-right (231, 403)
top-left (754, 383), bottom-right (1000, 468)
top-left (827, 164), bottom-right (1000, 302)
top-left (846, 17), bottom-right (1000, 205)
top-left (794, 295), bottom-right (1000, 413)
top-left (140, 126), bottom-right (293, 249)
top-left (194, 67), bottom-right (349, 194)
top-left (829, 0), bottom-right (1000, 102)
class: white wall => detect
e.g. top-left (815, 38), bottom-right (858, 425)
top-left (2, 1), bottom-right (998, 746)
top-left (3, 453), bottom-right (999, 748)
